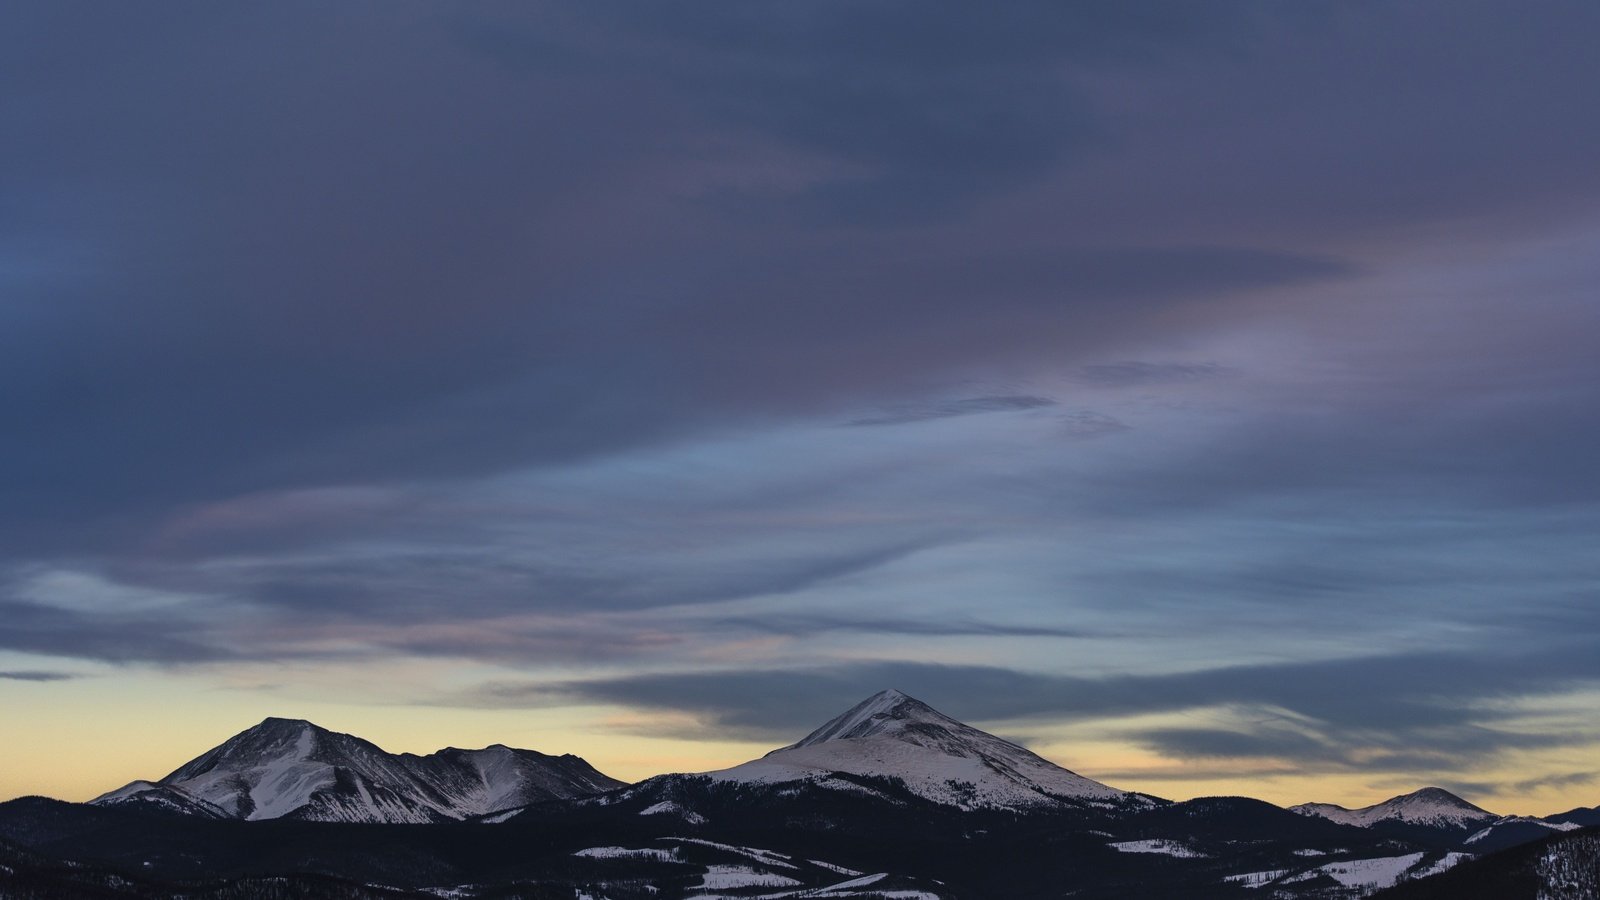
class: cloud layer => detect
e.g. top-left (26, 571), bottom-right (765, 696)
top-left (4, 1), bottom-right (1599, 807)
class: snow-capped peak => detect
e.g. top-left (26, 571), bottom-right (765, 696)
top-left (91, 717), bottom-right (624, 824)
top-left (786, 689), bottom-right (949, 749)
top-left (1291, 787), bottom-right (1497, 830)
top-left (707, 689), bottom-right (1149, 812)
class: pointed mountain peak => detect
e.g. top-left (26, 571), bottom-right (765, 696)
top-left (787, 689), bottom-right (952, 749)
top-left (715, 689), bottom-right (1141, 810)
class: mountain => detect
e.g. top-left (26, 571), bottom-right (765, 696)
top-left (699, 688), bottom-right (1151, 811)
top-left (1292, 787), bottom-right (1497, 836)
top-left (1548, 805), bottom-right (1600, 828)
top-left (1289, 788), bottom-right (1594, 853)
top-left (1461, 815), bottom-right (1585, 853)
top-left (89, 780), bottom-right (232, 819)
top-left (91, 717), bottom-right (623, 824)
top-left (1, 698), bottom-right (1586, 899)
top-left (1370, 827), bottom-right (1600, 900)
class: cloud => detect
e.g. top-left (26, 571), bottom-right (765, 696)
top-left (0, 670), bottom-right (79, 682)
top-left (1131, 725), bottom-right (1577, 775)
top-left (1510, 771), bottom-right (1598, 795)
top-left (3, 2), bottom-right (1600, 799)
top-left (1076, 362), bottom-right (1231, 387)
top-left (1057, 410), bottom-right (1130, 438)
top-left (0, 1), bottom-right (1388, 558)
top-left (487, 2), bottom-right (1245, 223)
top-left (845, 395), bottom-right (1057, 426)
top-left (486, 648), bottom-right (1600, 769)
top-left (711, 614), bottom-right (1102, 640)
top-left (0, 600), bottom-right (233, 664)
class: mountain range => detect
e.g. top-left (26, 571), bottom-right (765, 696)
top-left (1291, 785), bottom-right (1590, 853)
top-left (91, 716), bottom-right (622, 823)
top-left (1, 689), bottom-right (1592, 900)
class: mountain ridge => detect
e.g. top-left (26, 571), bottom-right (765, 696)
top-left (5, 692), bottom-right (1593, 900)
top-left (92, 716), bottom-right (624, 824)
top-left (1291, 786), bottom-right (1498, 830)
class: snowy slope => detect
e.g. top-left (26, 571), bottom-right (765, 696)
top-left (565, 836), bottom-right (948, 899)
top-left (1464, 815), bottom-right (1583, 848)
top-left (90, 780), bottom-right (232, 819)
top-left (1291, 787), bottom-right (1497, 830)
top-left (703, 689), bottom-right (1145, 811)
top-left (90, 717), bottom-right (624, 823)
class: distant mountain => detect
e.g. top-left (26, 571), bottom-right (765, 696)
top-left (1289, 787), bottom-right (1593, 853)
top-left (699, 689), bottom-right (1152, 811)
top-left (1291, 787), bottom-right (1498, 831)
top-left (1548, 805), bottom-right (1600, 828)
top-left (91, 717), bottom-right (623, 824)
top-left (0, 695), bottom-right (1587, 899)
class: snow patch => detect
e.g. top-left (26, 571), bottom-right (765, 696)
top-left (1286, 853), bottom-right (1425, 891)
top-left (574, 846), bottom-right (678, 862)
top-left (1108, 839), bottom-right (1208, 858)
top-left (808, 859), bottom-right (866, 876)
top-left (639, 800), bottom-right (707, 824)
top-left (1467, 817), bottom-right (1581, 844)
top-left (1224, 869), bottom-right (1291, 888)
top-left (690, 865), bottom-right (802, 890)
top-left (811, 872), bottom-right (886, 891)
top-left (1408, 852), bottom-right (1472, 880)
top-left (672, 838), bottom-right (798, 869)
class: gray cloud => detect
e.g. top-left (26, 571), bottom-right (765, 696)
top-left (846, 395), bottom-right (1057, 427)
top-left (712, 614), bottom-right (1102, 640)
top-left (0, 600), bottom-right (233, 665)
top-left (1057, 410), bottom-right (1130, 438)
top-left (0, 0), bottom-right (1476, 559)
top-left (1132, 726), bottom-right (1577, 775)
top-left (0, 670), bottom-right (80, 682)
top-left (1076, 362), bottom-right (1231, 387)
top-left (0, 535), bottom-right (945, 665)
top-left (2, 1), bottom-right (1599, 799)
top-left (1510, 772), bottom-right (1598, 795)
top-left (487, 648), bottom-right (1600, 770)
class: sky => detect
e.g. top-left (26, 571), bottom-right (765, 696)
top-left (3, 1), bottom-right (1598, 815)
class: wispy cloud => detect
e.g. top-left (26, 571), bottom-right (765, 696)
top-left (4, 0), bottom-right (1600, 803)
top-left (1076, 362), bottom-right (1231, 387)
top-left (1510, 771), bottom-right (1598, 795)
top-left (486, 648), bottom-right (1600, 772)
top-left (845, 395), bottom-right (1057, 427)
top-left (0, 670), bottom-right (79, 682)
